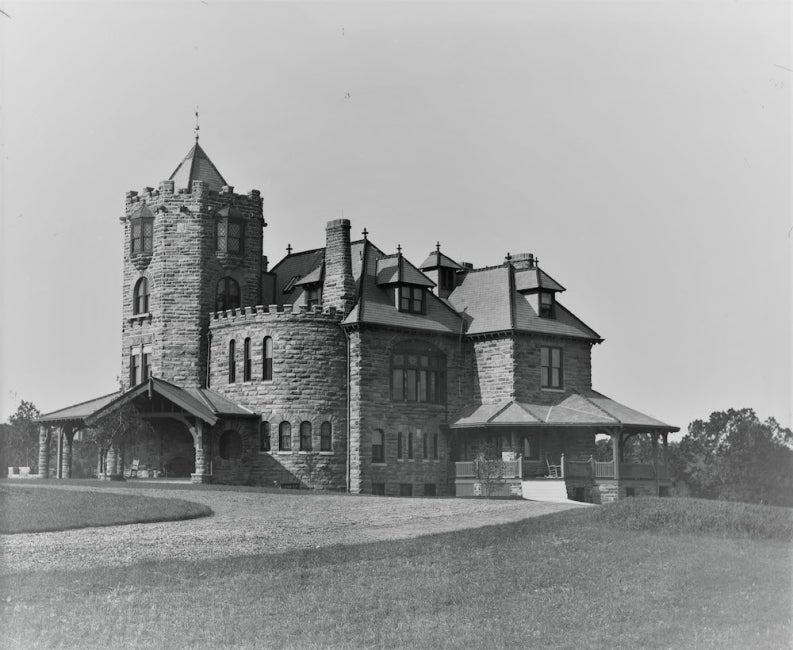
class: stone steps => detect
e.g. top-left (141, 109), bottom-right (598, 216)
top-left (521, 479), bottom-right (570, 503)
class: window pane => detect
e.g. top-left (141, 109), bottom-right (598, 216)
top-left (551, 348), bottom-right (561, 367)
top-left (279, 422), bottom-right (291, 451)
top-left (551, 368), bottom-right (560, 388)
top-left (300, 422), bottom-right (312, 451)
top-left (393, 354), bottom-right (404, 367)
top-left (407, 355), bottom-right (418, 367)
top-left (406, 369), bottom-right (417, 401)
top-left (321, 422), bottom-right (332, 452)
top-left (428, 372), bottom-right (436, 402)
top-left (392, 369), bottom-right (404, 400)
top-left (417, 371), bottom-right (427, 403)
top-left (541, 347), bottom-right (549, 366)
top-left (143, 221), bottom-right (153, 252)
top-left (541, 367), bottom-right (549, 387)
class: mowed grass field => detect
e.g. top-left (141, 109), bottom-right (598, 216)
top-left (0, 484), bottom-right (212, 533)
top-left (2, 495), bottom-right (791, 649)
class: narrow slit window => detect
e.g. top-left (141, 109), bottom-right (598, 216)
top-left (263, 336), bottom-right (273, 380)
top-left (243, 338), bottom-right (252, 382)
top-left (228, 340), bottom-right (236, 384)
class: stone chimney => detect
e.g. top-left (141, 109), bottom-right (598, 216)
top-left (323, 219), bottom-right (355, 314)
top-left (509, 252), bottom-right (536, 270)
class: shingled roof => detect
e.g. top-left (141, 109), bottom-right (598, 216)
top-left (447, 266), bottom-right (601, 341)
top-left (452, 390), bottom-right (678, 432)
top-left (169, 142), bottom-right (228, 192)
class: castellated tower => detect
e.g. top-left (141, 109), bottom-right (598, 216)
top-left (120, 142), bottom-right (265, 390)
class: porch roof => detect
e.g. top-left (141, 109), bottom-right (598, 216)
top-left (451, 390), bottom-right (678, 432)
top-left (37, 378), bottom-right (256, 427)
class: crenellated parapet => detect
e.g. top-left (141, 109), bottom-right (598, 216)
top-left (209, 304), bottom-right (343, 330)
top-left (123, 181), bottom-right (263, 220)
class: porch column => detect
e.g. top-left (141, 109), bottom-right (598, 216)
top-left (191, 420), bottom-right (212, 484)
top-left (115, 443), bottom-right (125, 477)
top-left (662, 432), bottom-right (669, 465)
top-left (611, 430), bottom-right (621, 480)
top-left (105, 445), bottom-right (117, 479)
top-left (38, 425), bottom-right (51, 478)
top-left (56, 427), bottom-right (64, 479)
top-left (61, 427), bottom-right (75, 479)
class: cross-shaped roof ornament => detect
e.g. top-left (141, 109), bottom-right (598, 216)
top-left (436, 241), bottom-right (441, 253)
top-left (194, 106), bottom-right (200, 142)
top-left (397, 244), bottom-right (402, 255)
top-left (286, 243), bottom-right (292, 255)
top-left (505, 252), bottom-right (512, 262)
top-left (362, 228), bottom-right (369, 240)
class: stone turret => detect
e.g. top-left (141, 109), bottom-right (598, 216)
top-left (120, 141), bottom-right (265, 390)
top-left (322, 219), bottom-right (355, 314)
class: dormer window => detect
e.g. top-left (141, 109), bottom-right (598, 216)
top-left (306, 286), bottom-right (322, 308)
top-left (539, 291), bottom-right (555, 318)
top-left (398, 286), bottom-right (425, 314)
top-left (438, 267), bottom-right (456, 293)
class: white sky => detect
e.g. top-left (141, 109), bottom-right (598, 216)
top-left (1, 1), bottom-right (790, 433)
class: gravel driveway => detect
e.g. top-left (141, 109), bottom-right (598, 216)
top-left (1, 483), bottom-right (584, 575)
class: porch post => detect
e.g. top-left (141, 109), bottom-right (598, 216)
top-left (662, 432), bottom-right (669, 465)
top-left (61, 427), bottom-right (75, 479)
top-left (56, 427), bottom-right (64, 479)
top-left (191, 419), bottom-right (212, 484)
top-left (105, 445), bottom-right (117, 479)
top-left (38, 425), bottom-right (51, 478)
top-left (611, 430), bottom-right (620, 480)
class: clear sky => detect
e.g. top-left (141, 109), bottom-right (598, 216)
top-left (1, 1), bottom-right (790, 433)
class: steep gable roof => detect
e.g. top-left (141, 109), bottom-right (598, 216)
top-left (169, 142), bottom-right (228, 192)
top-left (376, 255), bottom-right (435, 287)
top-left (419, 249), bottom-right (464, 271)
top-left (514, 267), bottom-right (566, 292)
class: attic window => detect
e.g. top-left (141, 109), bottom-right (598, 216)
top-left (398, 286), bottom-right (425, 314)
top-left (539, 291), bottom-right (555, 318)
top-left (306, 286), bottom-right (322, 308)
top-left (283, 276), bottom-right (301, 293)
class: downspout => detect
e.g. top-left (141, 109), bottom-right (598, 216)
top-left (344, 327), bottom-right (351, 493)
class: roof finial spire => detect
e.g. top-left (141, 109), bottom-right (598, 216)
top-left (397, 244), bottom-right (402, 256)
top-left (436, 241), bottom-right (441, 253)
top-left (286, 243), bottom-right (293, 255)
top-left (362, 228), bottom-right (369, 241)
top-left (194, 106), bottom-right (200, 142)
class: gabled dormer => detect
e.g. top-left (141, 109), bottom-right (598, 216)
top-left (376, 249), bottom-right (435, 315)
top-left (419, 243), bottom-right (465, 299)
top-left (509, 253), bottom-right (566, 319)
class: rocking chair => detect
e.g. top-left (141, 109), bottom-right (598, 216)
top-left (546, 456), bottom-right (562, 478)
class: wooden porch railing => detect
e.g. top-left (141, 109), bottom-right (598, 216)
top-left (455, 457), bottom-right (522, 479)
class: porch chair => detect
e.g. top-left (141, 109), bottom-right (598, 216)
top-left (546, 456), bottom-right (562, 478)
top-left (129, 459), bottom-right (140, 479)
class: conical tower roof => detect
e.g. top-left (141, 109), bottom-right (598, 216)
top-left (169, 142), bottom-right (228, 192)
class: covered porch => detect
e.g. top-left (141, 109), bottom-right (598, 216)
top-left (449, 390), bottom-right (678, 502)
top-left (35, 377), bottom-right (256, 483)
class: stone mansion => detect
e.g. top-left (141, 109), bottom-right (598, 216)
top-left (38, 139), bottom-right (678, 502)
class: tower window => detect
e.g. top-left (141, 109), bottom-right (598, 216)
top-left (320, 421), bottom-right (332, 452)
top-left (259, 421), bottom-right (271, 452)
top-left (279, 421), bottom-right (292, 451)
top-left (228, 340), bottom-right (236, 384)
top-left (243, 338), bottom-right (252, 382)
top-left (216, 277), bottom-right (241, 312)
top-left (133, 277), bottom-right (149, 314)
top-left (300, 421), bottom-right (312, 452)
top-left (129, 345), bottom-right (152, 386)
top-left (216, 218), bottom-right (244, 255)
top-left (438, 268), bottom-right (456, 293)
top-left (131, 217), bottom-right (153, 255)
top-left (262, 336), bottom-right (273, 380)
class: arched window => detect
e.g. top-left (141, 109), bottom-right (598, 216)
top-left (372, 429), bottom-right (384, 463)
top-left (259, 421), bottom-right (271, 452)
top-left (216, 277), bottom-right (241, 312)
top-left (130, 205), bottom-right (154, 255)
top-left (228, 340), bottom-right (236, 384)
top-left (279, 421), bottom-right (292, 451)
top-left (243, 338), bottom-right (252, 382)
top-left (218, 430), bottom-right (242, 460)
top-left (391, 342), bottom-right (446, 404)
top-left (262, 336), bottom-right (273, 380)
top-left (133, 277), bottom-right (149, 314)
top-left (300, 421), bottom-right (312, 451)
top-left (320, 421), bottom-right (332, 452)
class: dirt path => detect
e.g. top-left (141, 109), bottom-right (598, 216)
top-left (0, 484), bottom-right (584, 575)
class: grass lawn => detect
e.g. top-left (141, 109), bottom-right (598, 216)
top-left (0, 484), bottom-right (212, 533)
top-left (2, 498), bottom-right (791, 648)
